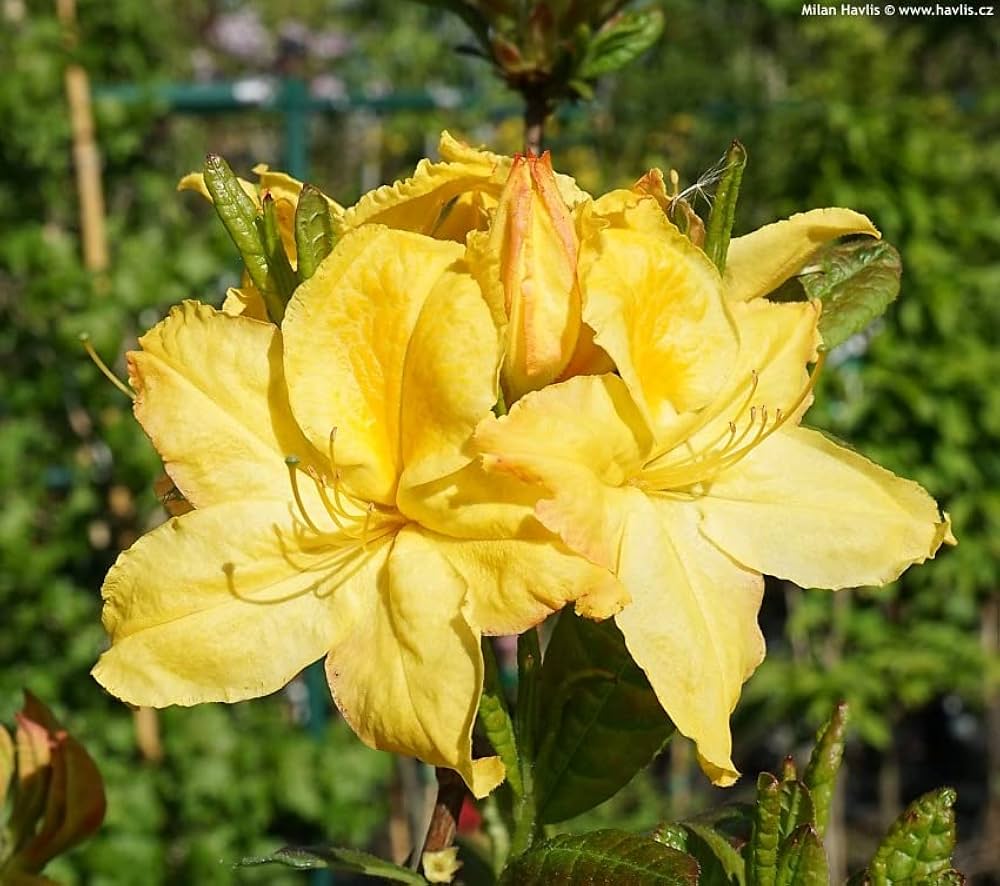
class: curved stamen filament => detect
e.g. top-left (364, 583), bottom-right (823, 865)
top-left (639, 354), bottom-right (825, 490)
top-left (643, 369), bottom-right (760, 471)
top-left (284, 439), bottom-right (405, 548)
top-left (285, 456), bottom-right (324, 534)
top-left (228, 525), bottom-right (387, 606)
top-left (80, 333), bottom-right (135, 400)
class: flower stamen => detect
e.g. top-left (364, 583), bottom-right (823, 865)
top-left (284, 431), bottom-right (406, 551)
top-left (285, 456), bottom-right (323, 534)
top-left (643, 368), bottom-right (760, 471)
top-left (638, 354), bottom-right (825, 491)
top-left (80, 333), bottom-right (135, 400)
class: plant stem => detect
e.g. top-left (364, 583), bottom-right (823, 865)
top-left (421, 767), bottom-right (467, 855)
top-left (523, 91), bottom-right (550, 155)
top-left (510, 627), bottom-right (542, 856)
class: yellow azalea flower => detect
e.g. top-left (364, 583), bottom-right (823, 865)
top-left (337, 131), bottom-right (509, 239)
top-left (467, 151), bottom-right (609, 402)
top-left (338, 131), bottom-right (590, 243)
top-left (475, 194), bottom-right (953, 786)
top-left (91, 226), bottom-right (625, 797)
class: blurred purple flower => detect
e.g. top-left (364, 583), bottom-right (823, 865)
top-left (310, 28), bottom-right (352, 60)
top-left (211, 10), bottom-right (272, 60)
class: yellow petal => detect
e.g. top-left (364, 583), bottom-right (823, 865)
top-left (474, 374), bottom-right (762, 784)
top-left (477, 374), bottom-right (651, 495)
top-left (475, 375), bottom-right (651, 569)
top-left (176, 171), bottom-right (213, 202)
top-left (433, 189), bottom-right (497, 242)
top-left (698, 426), bottom-right (954, 589)
top-left (0, 724), bottom-right (12, 809)
top-left (93, 501), bottom-right (382, 707)
top-left (176, 171), bottom-right (258, 205)
top-left (397, 264), bottom-right (500, 492)
top-left (724, 208), bottom-right (880, 303)
top-left (283, 226), bottom-right (466, 504)
top-left (579, 193), bottom-right (738, 433)
top-left (663, 298), bottom-right (821, 459)
top-left (337, 136), bottom-right (506, 240)
top-left (423, 847), bottom-right (461, 884)
top-left (326, 527), bottom-right (503, 798)
top-left (129, 301), bottom-right (320, 508)
top-left (556, 315), bottom-right (615, 382)
top-left (400, 460), bottom-right (548, 543)
top-left (436, 131), bottom-right (589, 211)
top-left (221, 285), bottom-right (269, 321)
top-left (438, 129), bottom-right (508, 168)
top-left (728, 298), bottom-right (821, 416)
top-left (614, 493), bottom-right (765, 786)
top-left (434, 533), bottom-right (626, 636)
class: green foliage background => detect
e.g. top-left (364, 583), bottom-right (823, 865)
top-left (2, 0), bottom-right (997, 880)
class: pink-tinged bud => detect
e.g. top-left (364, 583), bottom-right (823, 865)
top-left (488, 151), bottom-right (584, 401)
top-left (1, 693), bottom-right (106, 878)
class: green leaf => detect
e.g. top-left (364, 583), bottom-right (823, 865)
top-left (867, 788), bottom-right (958, 884)
top-left (294, 184), bottom-right (335, 282)
top-left (803, 701), bottom-right (848, 838)
top-left (202, 153), bottom-right (287, 324)
top-left (477, 638), bottom-right (522, 799)
top-left (260, 194), bottom-right (297, 311)
top-left (702, 141), bottom-right (747, 273)
top-left (928, 870), bottom-right (966, 885)
top-left (779, 756), bottom-right (797, 783)
top-left (748, 774), bottom-right (782, 886)
top-left (533, 612), bottom-right (675, 824)
top-left (772, 239), bottom-right (902, 351)
top-left (774, 826), bottom-right (828, 886)
top-left (202, 155), bottom-right (268, 289)
top-left (578, 9), bottom-right (665, 80)
top-left (681, 823), bottom-right (746, 886)
top-left (778, 780), bottom-right (815, 840)
top-left (498, 830), bottom-right (699, 886)
top-left (652, 822), bottom-right (690, 852)
top-left (655, 803), bottom-right (753, 885)
top-left (237, 845), bottom-right (427, 884)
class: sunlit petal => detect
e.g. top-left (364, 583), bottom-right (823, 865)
top-left (397, 264), bottom-right (500, 492)
top-left (326, 527), bottom-right (503, 798)
top-left (283, 226), bottom-right (467, 504)
top-left (337, 133), bottom-right (506, 240)
top-left (93, 501), bottom-right (380, 707)
top-left (221, 285), bottom-right (269, 322)
top-left (579, 193), bottom-right (738, 433)
top-left (614, 493), bottom-right (765, 786)
top-left (724, 208), bottom-right (880, 302)
top-left (129, 301), bottom-right (319, 507)
top-left (699, 426), bottom-right (954, 589)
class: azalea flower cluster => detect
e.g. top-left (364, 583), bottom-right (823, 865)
top-left (92, 133), bottom-right (952, 795)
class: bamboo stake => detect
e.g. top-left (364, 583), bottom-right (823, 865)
top-left (58, 0), bottom-right (109, 273)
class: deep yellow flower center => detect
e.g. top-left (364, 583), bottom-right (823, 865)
top-left (634, 354), bottom-right (825, 494)
top-left (278, 427), bottom-right (406, 594)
